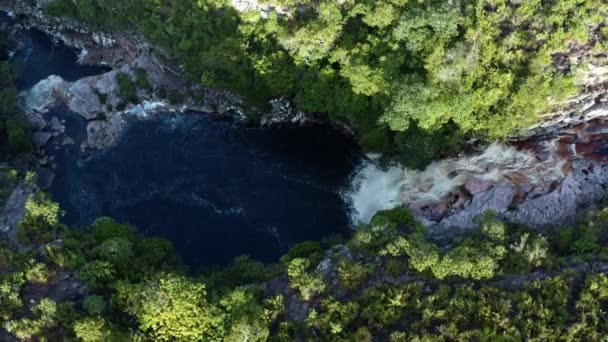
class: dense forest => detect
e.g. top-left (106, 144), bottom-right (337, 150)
top-left (1, 0), bottom-right (608, 340)
top-left (42, 0), bottom-right (607, 167)
top-left (3, 179), bottom-right (608, 340)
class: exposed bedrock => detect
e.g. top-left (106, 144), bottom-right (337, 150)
top-left (2, 0), bottom-right (329, 141)
top-left (347, 64), bottom-right (608, 237)
top-left (6, 0), bottom-right (608, 237)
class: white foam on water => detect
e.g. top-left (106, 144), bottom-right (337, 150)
top-left (125, 100), bottom-right (166, 117)
top-left (22, 75), bottom-right (68, 113)
top-left (344, 143), bottom-right (565, 225)
top-left (345, 161), bottom-right (405, 225)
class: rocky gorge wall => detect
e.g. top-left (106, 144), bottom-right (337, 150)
top-left (347, 63), bottom-right (608, 239)
top-left (3, 0), bottom-right (608, 242)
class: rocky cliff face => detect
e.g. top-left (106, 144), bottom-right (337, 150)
top-left (5, 0), bottom-right (608, 236)
top-left (2, 0), bottom-right (252, 152)
top-left (1, 0), bottom-right (342, 151)
top-left (347, 63), bottom-right (608, 239)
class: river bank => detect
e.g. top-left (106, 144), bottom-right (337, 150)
top-left (3, 0), bottom-right (608, 246)
top-left (1, 7), bottom-right (363, 267)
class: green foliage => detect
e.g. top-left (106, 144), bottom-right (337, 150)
top-left (287, 258), bottom-right (326, 300)
top-left (73, 317), bottom-right (108, 342)
top-left (0, 274), bottom-right (24, 320)
top-left (4, 204), bottom-right (608, 340)
top-left (5, 298), bottom-right (57, 340)
top-left (0, 168), bottom-right (18, 203)
top-left (507, 232), bottom-right (549, 270)
top-left (134, 237), bottom-right (177, 270)
top-left (204, 255), bottom-right (281, 289)
top-left (280, 240), bottom-right (323, 265)
top-left (379, 218), bottom-right (552, 280)
top-left (114, 274), bottom-right (223, 341)
top-left (44, 0), bottom-right (605, 162)
top-left (350, 208), bottom-right (416, 254)
top-left (55, 301), bottom-right (80, 328)
top-left (83, 295), bottom-right (105, 316)
top-left (134, 68), bottom-right (152, 91)
top-left (568, 273), bottom-right (608, 339)
top-left (337, 260), bottom-right (370, 290)
top-left (571, 226), bottom-right (601, 255)
top-left (93, 237), bottom-right (134, 265)
top-left (370, 207), bottom-right (415, 229)
top-left (25, 261), bottom-right (54, 285)
top-left (90, 217), bottom-right (134, 243)
top-left (514, 276), bottom-right (572, 339)
top-left (219, 288), bottom-right (274, 342)
top-left (0, 33), bottom-right (29, 158)
top-left (17, 192), bottom-right (62, 244)
top-left (78, 261), bottom-right (116, 290)
top-left (6, 116), bottom-right (31, 154)
top-left (115, 73), bottom-right (138, 104)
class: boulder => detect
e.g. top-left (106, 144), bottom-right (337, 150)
top-left (27, 112), bottom-right (47, 131)
top-left (464, 178), bottom-right (493, 195)
top-left (433, 185), bottom-right (516, 232)
top-left (49, 116), bottom-right (65, 133)
top-left (23, 75), bottom-right (68, 113)
top-left (32, 131), bottom-right (52, 149)
top-left (37, 168), bottom-right (55, 190)
top-left (68, 80), bottom-right (102, 119)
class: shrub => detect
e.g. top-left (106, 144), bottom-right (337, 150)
top-left (0, 275), bottom-right (24, 320)
top-left (134, 68), bottom-right (152, 91)
top-left (480, 213), bottom-right (507, 242)
top-left (83, 295), bottom-right (105, 316)
top-left (93, 238), bottom-right (134, 265)
top-left (115, 73), bottom-right (138, 104)
top-left (17, 192), bottom-right (62, 244)
top-left (370, 208), bottom-right (415, 229)
top-left (5, 298), bottom-right (57, 340)
top-left (281, 241), bottom-right (323, 265)
top-left (91, 217), bottom-right (134, 243)
top-left (0, 168), bottom-right (18, 202)
top-left (114, 274), bottom-right (223, 341)
top-left (136, 237), bottom-right (175, 268)
top-left (287, 258), bottom-right (326, 300)
top-left (78, 261), bottom-right (116, 290)
top-left (338, 260), bottom-right (371, 290)
top-left (55, 302), bottom-right (79, 328)
top-left (73, 317), bottom-right (108, 342)
top-left (6, 115), bottom-right (31, 154)
top-left (25, 262), bottom-right (54, 285)
top-left (572, 226), bottom-right (601, 255)
top-left (509, 233), bottom-right (549, 269)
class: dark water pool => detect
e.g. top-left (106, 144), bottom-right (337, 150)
top-left (47, 112), bottom-right (358, 267)
top-left (1, 10), bottom-right (110, 90)
top-left (8, 10), bottom-right (360, 268)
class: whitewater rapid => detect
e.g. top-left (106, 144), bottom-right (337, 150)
top-left (345, 143), bottom-right (566, 225)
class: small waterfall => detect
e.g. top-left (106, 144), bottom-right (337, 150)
top-left (22, 75), bottom-right (68, 112)
top-left (345, 143), bottom-right (566, 225)
top-left (345, 161), bottom-right (406, 225)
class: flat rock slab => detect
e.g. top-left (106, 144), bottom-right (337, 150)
top-left (0, 184), bottom-right (31, 239)
top-left (464, 178), bottom-right (494, 195)
top-left (32, 131), bottom-right (52, 149)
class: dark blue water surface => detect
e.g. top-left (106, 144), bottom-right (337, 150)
top-left (9, 11), bottom-right (359, 268)
top-left (1, 11), bottom-right (110, 90)
top-left (47, 112), bottom-right (358, 267)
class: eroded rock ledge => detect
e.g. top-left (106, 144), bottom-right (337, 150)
top-left (2, 0), bottom-right (325, 155)
top-left (406, 64), bottom-right (608, 238)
